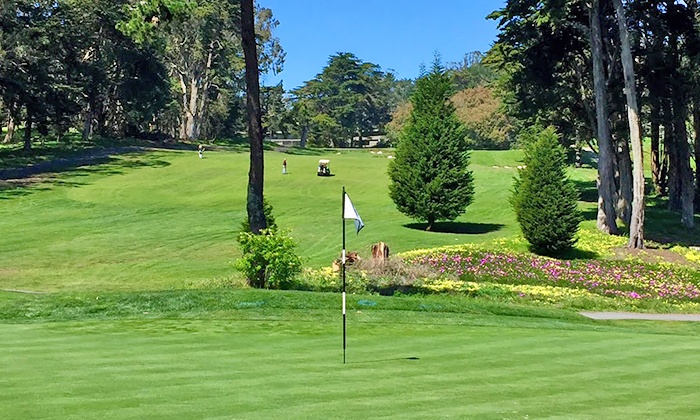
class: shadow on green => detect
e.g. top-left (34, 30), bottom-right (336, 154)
top-left (403, 222), bottom-right (504, 234)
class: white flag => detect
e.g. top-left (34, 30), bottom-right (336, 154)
top-left (343, 193), bottom-right (364, 234)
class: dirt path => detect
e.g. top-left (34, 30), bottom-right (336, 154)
top-left (580, 312), bottom-right (700, 321)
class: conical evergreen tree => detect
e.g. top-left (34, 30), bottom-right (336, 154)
top-left (388, 61), bottom-right (474, 231)
top-left (511, 126), bottom-right (582, 255)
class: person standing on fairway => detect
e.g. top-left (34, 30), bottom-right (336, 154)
top-left (282, 158), bottom-right (287, 174)
top-left (198, 144), bottom-right (204, 159)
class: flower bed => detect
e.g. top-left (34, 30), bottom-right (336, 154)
top-left (409, 250), bottom-right (700, 302)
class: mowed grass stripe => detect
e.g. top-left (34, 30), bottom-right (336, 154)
top-left (3, 320), bottom-right (700, 419)
top-left (0, 149), bottom-right (540, 291)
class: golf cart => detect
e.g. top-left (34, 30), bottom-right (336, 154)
top-left (317, 159), bottom-right (331, 176)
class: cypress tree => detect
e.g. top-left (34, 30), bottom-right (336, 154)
top-left (388, 61), bottom-right (474, 231)
top-left (511, 126), bottom-right (582, 255)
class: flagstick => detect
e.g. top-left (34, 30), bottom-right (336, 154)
top-left (342, 186), bottom-right (347, 364)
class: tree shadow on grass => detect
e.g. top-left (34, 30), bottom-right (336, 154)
top-left (643, 195), bottom-right (700, 247)
top-left (548, 247), bottom-right (599, 260)
top-left (571, 179), bottom-right (599, 203)
top-left (403, 221), bottom-right (504, 235)
top-left (576, 192), bottom-right (700, 247)
top-left (276, 147), bottom-right (324, 156)
top-left (0, 153), bottom-right (172, 200)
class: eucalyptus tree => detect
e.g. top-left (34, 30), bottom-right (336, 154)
top-left (448, 51), bottom-right (497, 90)
top-left (119, 0), bottom-right (283, 140)
top-left (613, 0), bottom-right (645, 247)
top-left (240, 0), bottom-right (266, 237)
top-left (63, 0), bottom-right (170, 140)
top-left (261, 82), bottom-right (293, 138)
top-left (627, 0), bottom-right (695, 228)
top-left (488, 0), bottom-right (621, 233)
top-left (589, 0), bottom-right (620, 234)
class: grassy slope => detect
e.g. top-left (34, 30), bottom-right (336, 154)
top-left (3, 148), bottom-right (700, 418)
top-left (0, 148), bottom-right (557, 292)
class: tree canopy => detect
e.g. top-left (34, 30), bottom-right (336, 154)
top-left (292, 53), bottom-right (397, 147)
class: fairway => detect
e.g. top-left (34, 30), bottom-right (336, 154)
top-left (3, 314), bottom-right (700, 419)
top-left (0, 148), bottom-right (562, 292)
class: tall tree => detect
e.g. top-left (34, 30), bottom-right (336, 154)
top-left (241, 0), bottom-right (266, 236)
top-left (118, 0), bottom-right (283, 140)
top-left (293, 53), bottom-right (392, 147)
top-left (590, 0), bottom-right (619, 234)
top-left (613, 0), bottom-right (645, 248)
top-left (0, 0), bottom-right (84, 149)
top-left (388, 61), bottom-right (474, 231)
top-left (261, 81), bottom-right (292, 138)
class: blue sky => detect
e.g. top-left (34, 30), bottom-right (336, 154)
top-left (259, 1), bottom-right (507, 90)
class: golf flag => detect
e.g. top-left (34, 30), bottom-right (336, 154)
top-left (343, 193), bottom-right (364, 234)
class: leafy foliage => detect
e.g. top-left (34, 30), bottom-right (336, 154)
top-left (451, 86), bottom-right (513, 149)
top-left (292, 53), bottom-right (393, 147)
top-left (511, 126), bottom-right (581, 255)
top-left (235, 228), bottom-right (302, 289)
top-left (388, 61), bottom-right (475, 230)
top-left (447, 51), bottom-right (498, 90)
top-left (237, 198), bottom-right (299, 289)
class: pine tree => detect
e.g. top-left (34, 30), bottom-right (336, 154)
top-left (388, 61), bottom-right (474, 231)
top-left (511, 127), bottom-right (582, 255)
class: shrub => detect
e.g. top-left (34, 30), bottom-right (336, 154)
top-left (510, 126), bottom-right (581, 255)
top-left (235, 228), bottom-right (302, 289)
top-left (237, 199), bottom-right (300, 289)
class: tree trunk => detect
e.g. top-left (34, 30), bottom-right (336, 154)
top-left (300, 124), bottom-right (308, 148)
top-left (241, 0), bottom-right (267, 236)
top-left (694, 103), bottom-right (700, 212)
top-left (426, 216), bottom-right (434, 231)
top-left (664, 28), bottom-right (695, 227)
top-left (668, 95), bottom-right (695, 227)
top-left (675, 100), bottom-right (695, 228)
top-left (178, 75), bottom-right (200, 141)
top-left (615, 135), bottom-right (633, 226)
top-left (23, 111), bottom-right (32, 151)
top-left (614, 0), bottom-right (645, 248)
top-left (650, 107), bottom-right (661, 194)
top-left (590, 0), bottom-right (619, 234)
top-left (82, 105), bottom-right (94, 141)
top-left (660, 100), bottom-right (673, 196)
top-left (4, 114), bottom-right (15, 144)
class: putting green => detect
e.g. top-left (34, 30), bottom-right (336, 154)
top-left (2, 317), bottom-right (700, 419)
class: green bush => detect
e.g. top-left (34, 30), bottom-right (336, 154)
top-left (510, 126), bottom-right (581, 255)
top-left (235, 228), bottom-right (302, 289)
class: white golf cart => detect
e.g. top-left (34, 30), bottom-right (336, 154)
top-left (317, 159), bottom-right (331, 176)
